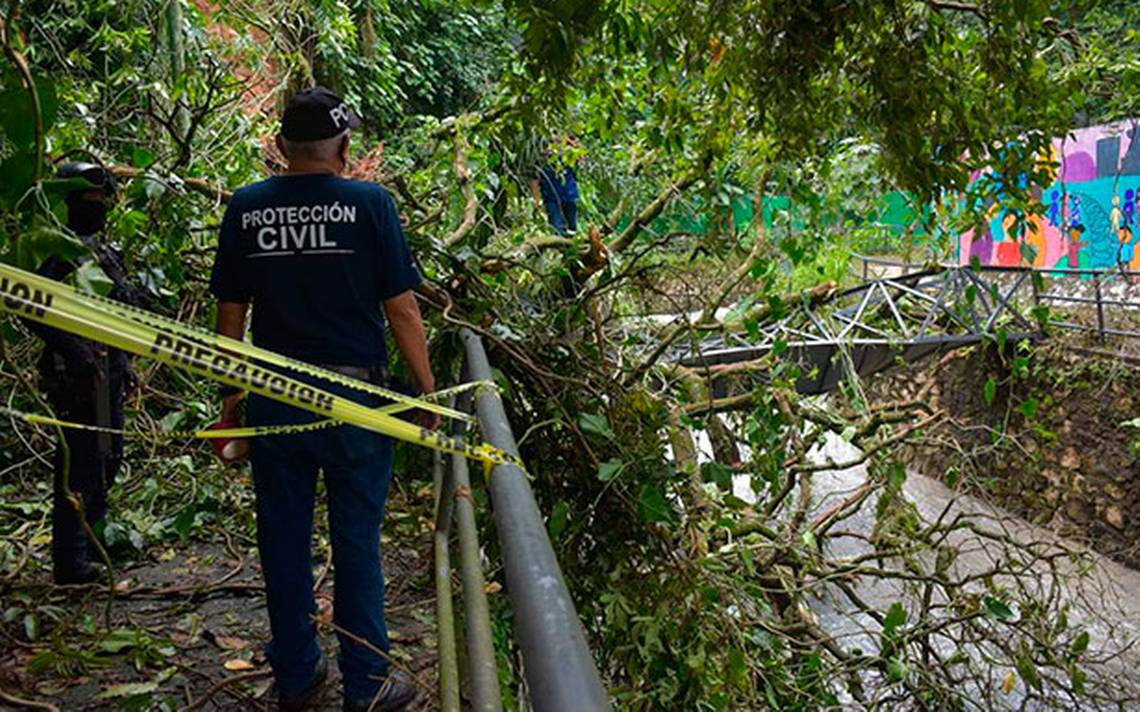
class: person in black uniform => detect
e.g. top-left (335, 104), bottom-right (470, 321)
top-left (28, 161), bottom-right (139, 584)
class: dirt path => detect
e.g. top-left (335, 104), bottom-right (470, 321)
top-left (0, 510), bottom-right (440, 711)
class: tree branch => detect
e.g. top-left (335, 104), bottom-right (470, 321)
top-left (110, 165), bottom-right (233, 203)
top-left (925, 0), bottom-right (985, 20)
top-left (608, 156), bottom-right (710, 254)
top-left (1, 2), bottom-right (43, 184)
top-left (444, 123), bottom-right (478, 246)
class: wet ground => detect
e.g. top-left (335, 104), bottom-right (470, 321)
top-left (0, 529), bottom-right (440, 711)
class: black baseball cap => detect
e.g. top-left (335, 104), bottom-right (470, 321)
top-left (280, 86), bottom-right (362, 141)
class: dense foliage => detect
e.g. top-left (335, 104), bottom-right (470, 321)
top-left (2, 1), bottom-right (1139, 710)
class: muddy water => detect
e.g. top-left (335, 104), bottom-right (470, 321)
top-left (691, 430), bottom-right (1140, 708)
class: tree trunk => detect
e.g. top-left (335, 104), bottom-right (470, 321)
top-left (165, 0), bottom-right (190, 142)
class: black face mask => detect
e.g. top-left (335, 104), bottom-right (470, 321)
top-left (66, 196), bottom-right (109, 236)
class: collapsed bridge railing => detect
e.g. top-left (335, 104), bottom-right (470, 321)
top-left (852, 254), bottom-right (1140, 342)
top-left (674, 266), bottom-right (1043, 394)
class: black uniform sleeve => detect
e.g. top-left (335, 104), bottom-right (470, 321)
top-left (24, 257), bottom-right (100, 370)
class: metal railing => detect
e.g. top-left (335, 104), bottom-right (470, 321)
top-left (432, 329), bottom-right (609, 712)
top-left (433, 389), bottom-right (501, 711)
top-left (850, 253), bottom-right (1140, 342)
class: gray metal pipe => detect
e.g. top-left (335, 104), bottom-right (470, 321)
top-left (460, 329), bottom-right (610, 712)
top-left (449, 389), bottom-right (504, 711)
top-left (451, 444), bottom-right (504, 711)
top-left (432, 449), bottom-right (461, 712)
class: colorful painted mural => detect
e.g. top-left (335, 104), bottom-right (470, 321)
top-left (959, 120), bottom-right (1140, 271)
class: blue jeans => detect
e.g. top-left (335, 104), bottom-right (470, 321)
top-left (542, 195), bottom-right (578, 235)
top-left (248, 381), bottom-right (394, 701)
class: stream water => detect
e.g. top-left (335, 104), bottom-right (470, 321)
top-left (689, 429), bottom-right (1140, 709)
top-left (636, 262), bottom-right (1140, 706)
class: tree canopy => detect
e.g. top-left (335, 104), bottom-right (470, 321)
top-left (2, 0), bottom-right (1139, 709)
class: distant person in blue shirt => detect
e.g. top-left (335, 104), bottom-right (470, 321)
top-left (210, 87), bottom-right (430, 712)
top-left (530, 134), bottom-right (581, 235)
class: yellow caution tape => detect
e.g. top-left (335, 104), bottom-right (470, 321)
top-left (0, 263), bottom-right (478, 423)
top-left (5, 408), bottom-right (339, 440)
top-left (0, 263), bottom-right (523, 469)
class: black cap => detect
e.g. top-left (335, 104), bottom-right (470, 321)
top-left (281, 86), bottom-right (362, 142)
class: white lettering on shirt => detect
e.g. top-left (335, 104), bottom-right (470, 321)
top-left (240, 202), bottom-right (359, 258)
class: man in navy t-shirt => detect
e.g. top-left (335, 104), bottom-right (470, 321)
top-left (210, 87), bottom-right (431, 712)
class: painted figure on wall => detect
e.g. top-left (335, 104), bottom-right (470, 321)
top-left (1119, 226), bottom-right (1140, 272)
top-left (1067, 225), bottom-right (1086, 269)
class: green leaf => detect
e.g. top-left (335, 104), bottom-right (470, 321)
top-left (1016, 649), bottom-right (1041, 690)
top-left (76, 261), bottom-right (114, 296)
top-left (23, 225), bottom-right (87, 265)
top-left (172, 509), bottom-right (197, 541)
top-left (578, 412), bottom-right (614, 440)
top-left (24, 613), bottom-right (38, 641)
top-left (984, 595), bottom-right (1015, 621)
top-left (1071, 631), bottom-right (1090, 655)
top-left (728, 648), bottom-right (747, 689)
top-left (1019, 241), bottom-right (1038, 264)
top-left (1020, 399), bottom-right (1038, 419)
top-left (597, 459), bottom-right (624, 482)
top-left (144, 177), bottom-right (166, 201)
top-left (1013, 356), bottom-right (1029, 377)
top-left (1071, 665), bottom-right (1086, 695)
top-left (700, 461), bottom-right (735, 491)
top-left (882, 602), bottom-right (907, 638)
top-left (886, 656), bottom-right (908, 682)
top-left (96, 681), bottom-right (160, 699)
top-left (101, 629), bottom-right (140, 653)
top-left (103, 521), bottom-right (129, 549)
top-left (0, 148), bottom-right (36, 200)
top-left (36, 77), bottom-right (60, 131)
top-left (132, 147), bottom-right (156, 169)
top-left (0, 78), bottom-right (57, 146)
top-left (549, 500), bottom-right (569, 541)
top-left (983, 378), bottom-right (996, 406)
top-left (722, 494), bottom-right (749, 510)
top-left (637, 485), bottom-right (676, 525)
